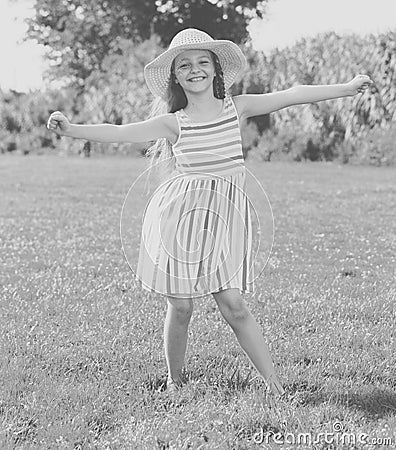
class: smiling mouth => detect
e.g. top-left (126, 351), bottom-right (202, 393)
top-left (188, 76), bottom-right (206, 82)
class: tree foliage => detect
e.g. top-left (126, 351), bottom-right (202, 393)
top-left (27, 0), bottom-right (268, 86)
top-left (238, 29), bottom-right (396, 161)
top-left (5, 20), bottom-right (395, 164)
top-left (0, 87), bottom-right (74, 154)
top-left (74, 37), bottom-right (162, 125)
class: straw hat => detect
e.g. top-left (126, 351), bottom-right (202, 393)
top-left (144, 28), bottom-right (247, 99)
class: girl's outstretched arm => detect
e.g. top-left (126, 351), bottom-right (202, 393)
top-left (47, 112), bottom-right (177, 144)
top-left (235, 74), bottom-right (373, 119)
top-left (283, 74), bottom-right (373, 105)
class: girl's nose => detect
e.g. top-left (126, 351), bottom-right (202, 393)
top-left (190, 63), bottom-right (201, 73)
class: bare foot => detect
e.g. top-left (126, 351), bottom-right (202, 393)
top-left (166, 376), bottom-right (183, 394)
top-left (266, 374), bottom-right (285, 398)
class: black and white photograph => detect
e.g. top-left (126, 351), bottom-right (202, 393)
top-left (1, 0), bottom-right (395, 448)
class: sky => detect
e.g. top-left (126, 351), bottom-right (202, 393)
top-left (1, 0), bottom-right (395, 92)
top-left (0, 0), bottom-right (46, 92)
top-left (248, 0), bottom-right (396, 52)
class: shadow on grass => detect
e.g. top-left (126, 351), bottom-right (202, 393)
top-left (288, 381), bottom-right (396, 418)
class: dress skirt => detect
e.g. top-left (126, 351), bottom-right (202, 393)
top-left (136, 169), bottom-right (255, 298)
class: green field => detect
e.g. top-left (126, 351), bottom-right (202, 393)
top-left (1, 154), bottom-right (395, 449)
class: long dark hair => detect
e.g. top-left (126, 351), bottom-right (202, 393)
top-left (144, 50), bottom-right (226, 192)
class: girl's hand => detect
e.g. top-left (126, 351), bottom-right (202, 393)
top-left (47, 111), bottom-right (71, 136)
top-left (346, 74), bottom-right (373, 96)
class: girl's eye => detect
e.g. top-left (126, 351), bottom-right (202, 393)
top-left (178, 61), bottom-right (209, 69)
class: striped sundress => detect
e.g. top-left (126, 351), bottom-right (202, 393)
top-left (136, 94), bottom-right (255, 298)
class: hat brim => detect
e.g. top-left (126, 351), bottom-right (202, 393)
top-left (144, 40), bottom-right (247, 99)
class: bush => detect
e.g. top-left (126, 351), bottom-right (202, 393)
top-left (332, 139), bottom-right (357, 164)
top-left (351, 124), bottom-right (396, 166)
top-left (240, 120), bottom-right (260, 157)
top-left (238, 29), bottom-right (396, 164)
top-left (251, 127), bottom-right (338, 162)
top-left (249, 123), bottom-right (396, 166)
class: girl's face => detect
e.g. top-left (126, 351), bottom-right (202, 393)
top-left (173, 49), bottom-right (216, 95)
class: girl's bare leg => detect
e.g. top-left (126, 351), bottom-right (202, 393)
top-left (163, 296), bottom-right (194, 387)
top-left (212, 288), bottom-right (285, 397)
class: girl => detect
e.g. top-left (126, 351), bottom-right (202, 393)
top-left (47, 28), bottom-right (372, 399)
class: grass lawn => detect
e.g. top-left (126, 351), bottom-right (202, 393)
top-left (1, 154), bottom-right (395, 449)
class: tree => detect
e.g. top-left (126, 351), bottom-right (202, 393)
top-left (26, 0), bottom-right (269, 86)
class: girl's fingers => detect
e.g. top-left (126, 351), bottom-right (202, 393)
top-left (49, 112), bottom-right (65, 122)
top-left (50, 111), bottom-right (63, 118)
top-left (47, 117), bottom-right (63, 131)
top-left (356, 81), bottom-right (371, 93)
top-left (47, 112), bottom-right (68, 131)
top-left (50, 115), bottom-right (64, 123)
